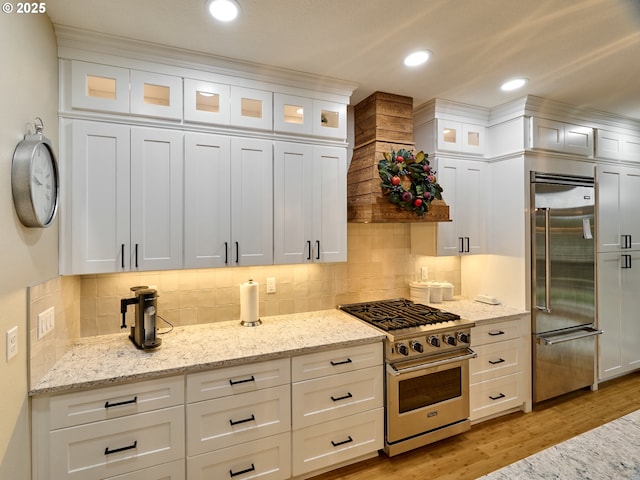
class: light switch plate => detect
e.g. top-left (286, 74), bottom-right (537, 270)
top-left (37, 306), bottom-right (55, 340)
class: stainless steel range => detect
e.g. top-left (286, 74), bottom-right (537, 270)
top-left (339, 298), bottom-right (476, 456)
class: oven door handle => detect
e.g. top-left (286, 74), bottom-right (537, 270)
top-left (386, 348), bottom-right (477, 376)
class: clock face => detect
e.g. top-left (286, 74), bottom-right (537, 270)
top-left (31, 143), bottom-right (58, 226)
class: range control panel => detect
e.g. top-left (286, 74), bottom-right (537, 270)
top-left (386, 327), bottom-right (472, 361)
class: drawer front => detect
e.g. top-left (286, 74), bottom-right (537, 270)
top-left (472, 320), bottom-right (521, 346)
top-left (187, 432), bottom-right (291, 480)
top-left (186, 358), bottom-right (290, 403)
top-left (186, 384), bottom-right (290, 456)
top-left (291, 343), bottom-right (382, 382)
top-left (470, 338), bottom-right (521, 383)
top-left (49, 376), bottom-right (185, 429)
top-left (292, 366), bottom-right (383, 429)
top-left (470, 372), bottom-right (525, 421)
top-left (50, 406), bottom-right (184, 480)
top-left (105, 459), bottom-right (184, 480)
top-left (292, 408), bottom-right (383, 476)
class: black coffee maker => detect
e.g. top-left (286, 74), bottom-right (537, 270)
top-left (120, 287), bottom-right (162, 349)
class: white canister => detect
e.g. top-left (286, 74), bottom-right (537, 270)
top-left (409, 281), bottom-right (430, 304)
top-left (428, 282), bottom-right (443, 303)
top-left (441, 282), bottom-right (454, 301)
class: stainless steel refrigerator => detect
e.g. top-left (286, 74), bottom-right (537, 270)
top-left (531, 172), bottom-right (603, 403)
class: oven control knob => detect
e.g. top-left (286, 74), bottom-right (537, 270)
top-left (396, 343), bottom-right (409, 356)
top-left (444, 334), bottom-right (457, 346)
top-left (457, 332), bottom-right (470, 344)
top-left (427, 335), bottom-right (441, 347)
top-left (410, 341), bottom-right (424, 353)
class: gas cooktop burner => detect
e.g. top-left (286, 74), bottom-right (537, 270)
top-left (339, 298), bottom-right (460, 331)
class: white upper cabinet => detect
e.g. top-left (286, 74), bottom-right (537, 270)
top-left (61, 120), bottom-right (131, 274)
top-left (230, 137), bottom-right (274, 266)
top-left (183, 132), bottom-right (232, 268)
top-left (597, 164), bottom-right (640, 253)
top-left (61, 121), bottom-right (183, 274)
top-left (274, 143), bottom-right (347, 264)
top-left (530, 117), bottom-right (594, 156)
top-left (274, 93), bottom-right (314, 135)
top-left (130, 70), bottom-right (183, 120)
top-left (437, 119), bottom-right (486, 155)
top-left (312, 100), bottom-right (347, 140)
top-left (595, 129), bottom-right (640, 162)
top-left (70, 60), bottom-right (130, 114)
top-left (130, 127), bottom-right (184, 271)
top-left (230, 86), bottom-right (273, 131)
top-left (183, 78), bottom-right (231, 125)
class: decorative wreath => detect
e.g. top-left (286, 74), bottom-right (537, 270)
top-left (378, 148), bottom-right (443, 217)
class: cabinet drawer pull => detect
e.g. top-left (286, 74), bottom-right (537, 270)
top-left (104, 396), bottom-right (137, 409)
top-left (315, 240), bottom-right (321, 260)
top-left (121, 244), bottom-right (125, 269)
top-left (307, 240), bottom-right (312, 260)
top-left (229, 463), bottom-right (255, 478)
top-left (488, 330), bottom-right (505, 336)
top-left (330, 358), bottom-right (352, 366)
top-left (331, 436), bottom-right (353, 447)
top-left (489, 393), bottom-right (506, 401)
top-left (331, 392), bottom-right (353, 402)
top-left (229, 375), bottom-right (255, 386)
top-left (225, 242), bottom-right (228, 264)
top-left (229, 414), bottom-right (255, 426)
top-left (104, 440), bottom-right (137, 455)
top-left (488, 358), bottom-right (506, 365)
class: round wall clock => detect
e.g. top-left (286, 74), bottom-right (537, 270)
top-left (11, 118), bottom-right (59, 228)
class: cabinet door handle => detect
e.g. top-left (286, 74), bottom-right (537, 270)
top-left (104, 396), bottom-right (137, 409)
top-left (235, 241), bottom-right (239, 263)
top-left (488, 330), bottom-right (505, 336)
top-left (135, 243), bottom-right (139, 268)
top-left (331, 436), bottom-right (353, 447)
top-left (104, 440), bottom-right (137, 456)
top-left (229, 414), bottom-right (255, 426)
top-left (229, 464), bottom-right (255, 478)
top-left (229, 375), bottom-right (255, 386)
top-left (307, 240), bottom-right (312, 260)
top-left (622, 234), bottom-right (632, 249)
top-left (316, 240), bottom-right (320, 260)
top-left (330, 358), bottom-right (352, 366)
top-left (622, 254), bottom-right (632, 269)
top-left (489, 393), bottom-right (506, 401)
top-left (489, 358), bottom-right (506, 365)
top-left (224, 242), bottom-right (228, 264)
top-left (331, 392), bottom-right (353, 402)
top-left (458, 237), bottom-right (464, 253)
top-left (465, 237), bottom-right (470, 253)
top-left (121, 244), bottom-right (125, 269)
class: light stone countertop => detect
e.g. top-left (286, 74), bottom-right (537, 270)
top-left (30, 309), bottom-right (384, 396)
top-left (427, 297), bottom-right (529, 323)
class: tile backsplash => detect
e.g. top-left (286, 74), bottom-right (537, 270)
top-left (80, 223), bottom-right (460, 336)
top-left (28, 223), bottom-right (461, 389)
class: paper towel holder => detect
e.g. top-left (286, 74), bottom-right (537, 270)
top-left (240, 279), bottom-right (262, 327)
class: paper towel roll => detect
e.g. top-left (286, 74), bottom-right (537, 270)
top-left (240, 279), bottom-right (261, 326)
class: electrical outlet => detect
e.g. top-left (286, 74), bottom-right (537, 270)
top-left (421, 266), bottom-right (429, 281)
top-left (6, 326), bottom-right (17, 361)
top-left (37, 306), bottom-right (55, 340)
top-left (266, 277), bottom-right (276, 294)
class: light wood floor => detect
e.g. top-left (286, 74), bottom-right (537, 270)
top-left (311, 372), bottom-right (640, 480)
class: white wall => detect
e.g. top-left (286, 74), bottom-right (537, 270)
top-left (0, 12), bottom-right (58, 480)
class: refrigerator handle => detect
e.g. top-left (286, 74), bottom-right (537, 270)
top-left (536, 208), bottom-right (552, 313)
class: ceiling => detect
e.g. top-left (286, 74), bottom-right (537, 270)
top-left (46, 0), bottom-right (640, 120)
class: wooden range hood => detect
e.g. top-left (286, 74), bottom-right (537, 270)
top-left (347, 92), bottom-right (450, 223)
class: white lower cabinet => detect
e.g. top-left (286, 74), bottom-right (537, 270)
top-left (291, 344), bottom-right (384, 478)
top-left (32, 376), bottom-right (185, 480)
top-left (469, 315), bottom-right (531, 423)
top-left (33, 344), bottom-right (385, 480)
top-left (185, 359), bottom-right (291, 480)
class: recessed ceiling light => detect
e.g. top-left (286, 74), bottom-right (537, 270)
top-left (501, 78), bottom-right (528, 91)
top-left (404, 50), bottom-right (431, 67)
top-left (206, 0), bottom-right (240, 22)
